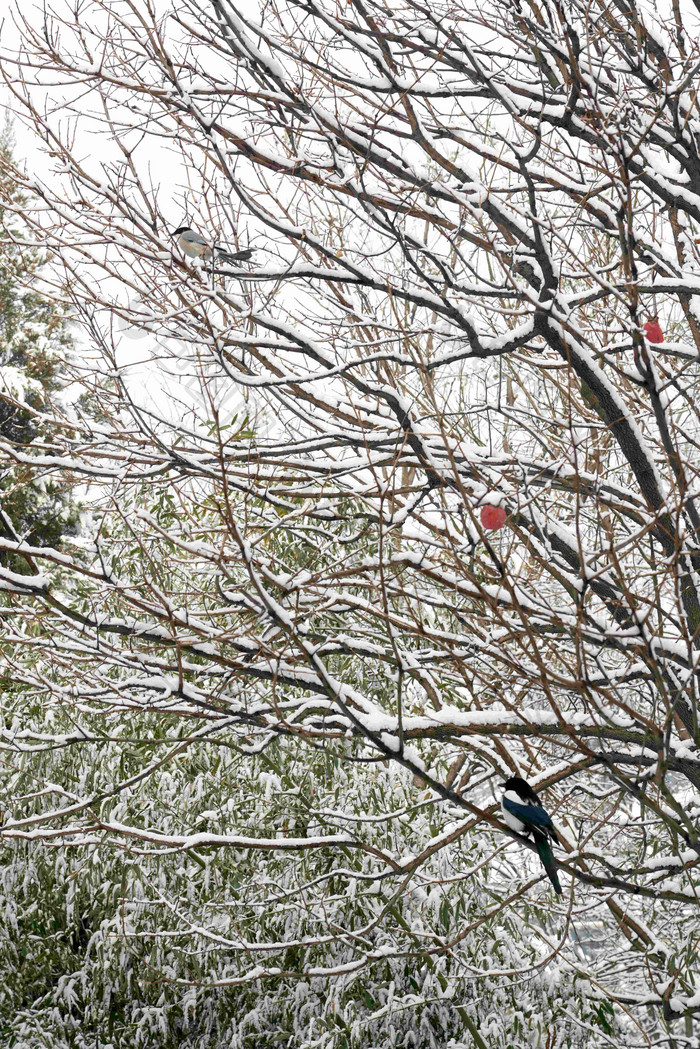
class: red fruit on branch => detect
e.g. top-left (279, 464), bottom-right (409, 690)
top-left (480, 505), bottom-right (507, 530)
top-left (643, 317), bottom-right (664, 344)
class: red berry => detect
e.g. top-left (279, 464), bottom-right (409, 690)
top-left (643, 319), bottom-right (664, 344)
top-left (480, 505), bottom-right (506, 530)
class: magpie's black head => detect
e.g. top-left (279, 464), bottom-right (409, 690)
top-left (500, 776), bottom-right (536, 798)
top-left (172, 226), bottom-right (193, 235)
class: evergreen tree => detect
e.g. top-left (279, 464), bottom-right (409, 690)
top-left (0, 124), bottom-right (78, 572)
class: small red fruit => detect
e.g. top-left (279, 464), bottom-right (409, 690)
top-left (643, 317), bottom-right (664, 344)
top-left (480, 505), bottom-right (506, 530)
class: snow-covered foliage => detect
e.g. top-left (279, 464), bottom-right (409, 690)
top-left (0, 126), bottom-right (79, 572)
top-left (0, 726), bottom-right (608, 1047)
top-left (0, 0), bottom-right (699, 1044)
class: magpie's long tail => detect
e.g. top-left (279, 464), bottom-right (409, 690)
top-left (534, 834), bottom-right (562, 894)
top-left (217, 248), bottom-right (254, 265)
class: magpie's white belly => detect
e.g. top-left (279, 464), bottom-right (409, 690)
top-left (502, 790), bottom-right (527, 834)
top-left (180, 240), bottom-right (210, 258)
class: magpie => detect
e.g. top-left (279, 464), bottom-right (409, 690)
top-left (172, 226), bottom-right (254, 266)
top-left (500, 776), bottom-right (562, 894)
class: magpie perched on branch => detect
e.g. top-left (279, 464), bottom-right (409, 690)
top-left (173, 226), bottom-right (254, 266)
top-left (500, 776), bottom-right (563, 895)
